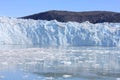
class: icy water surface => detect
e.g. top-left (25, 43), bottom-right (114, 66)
top-left (0, 46), bottom-right (120, 80)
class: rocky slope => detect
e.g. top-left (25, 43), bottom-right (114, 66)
top-left (22, 10), bottom-right (120, 23)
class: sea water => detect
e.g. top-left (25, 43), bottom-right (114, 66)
top-left (0, 46), bottom-right (120, 80)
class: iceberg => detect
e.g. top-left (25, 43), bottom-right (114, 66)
top-left (0, 17), bottom-right (120, 47)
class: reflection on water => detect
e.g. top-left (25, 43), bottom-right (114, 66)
top-left (0, 46), bottom-right (120, 80)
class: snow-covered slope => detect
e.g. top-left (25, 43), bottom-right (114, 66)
top-left (0, 17), bottom-right (120, 47)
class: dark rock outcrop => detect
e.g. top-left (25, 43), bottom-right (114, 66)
top-left (21, 10), bottom-right (120, 23)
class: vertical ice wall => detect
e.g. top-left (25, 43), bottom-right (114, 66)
top-left (0, 17), bottom-right (120, 47)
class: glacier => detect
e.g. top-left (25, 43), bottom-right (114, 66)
top-left (0, 16), bottom-right (120, 47)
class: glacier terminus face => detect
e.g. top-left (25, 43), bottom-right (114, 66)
top-left (0, 17), bottom-right (120, 47)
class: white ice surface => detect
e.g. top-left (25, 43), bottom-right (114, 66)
top-left (0, 17), bottom-right (120, 46)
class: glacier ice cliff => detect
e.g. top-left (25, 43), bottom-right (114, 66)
top-left (0, 17), bottom-right (120, 47)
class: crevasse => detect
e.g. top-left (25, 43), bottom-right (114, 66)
top-left (0, 17), bottom-right (120, 47)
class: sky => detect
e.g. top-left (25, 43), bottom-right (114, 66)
top-left (0, 0), bottom-right (120, 17)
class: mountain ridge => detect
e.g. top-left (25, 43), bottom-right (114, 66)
top-left (21, 10), bottom-right (120, 23)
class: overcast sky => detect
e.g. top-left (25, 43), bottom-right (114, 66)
top-left (0, 0), bottom-right (120, 17)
